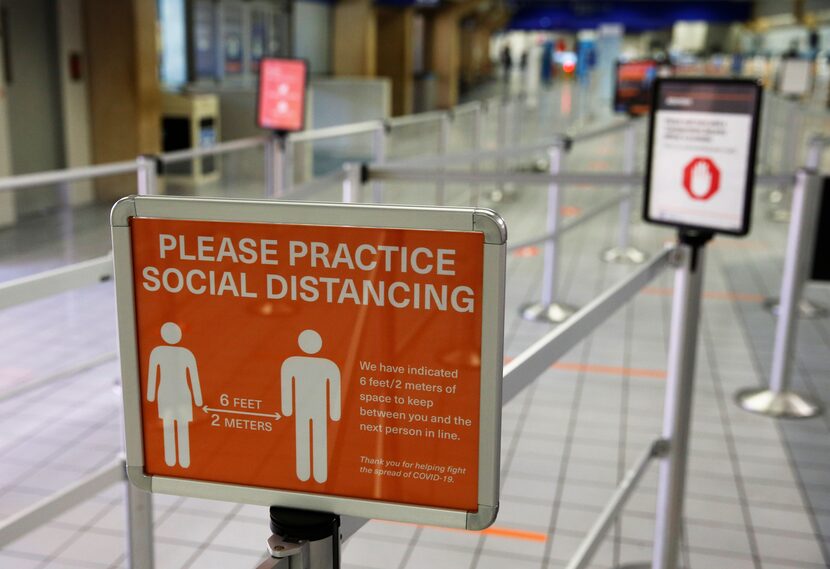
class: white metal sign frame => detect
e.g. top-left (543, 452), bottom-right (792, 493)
top-left (111, 195), bottom-right (506, 530)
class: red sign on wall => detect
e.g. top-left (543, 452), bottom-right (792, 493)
top-left (257, 58), bottom-right (307, 132)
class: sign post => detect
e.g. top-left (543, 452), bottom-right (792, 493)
top-left (637, 77), bottom-right (761, 569)
top-left (112, 195), bottom-right (506, 565)
top-left (258, 58), bottom-right (308, 197)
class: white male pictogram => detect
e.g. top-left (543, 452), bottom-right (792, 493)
top-left (147, 322), bottom-right (203, 468)
top-left (281, 330), bottom-right (341, 483)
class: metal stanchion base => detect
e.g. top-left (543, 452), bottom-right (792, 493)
top-left (769, 207), bottom-right (791, 223)
top-left (601, 246), bottom-right (648, 265)
top-left (734, 388), bottom-right (823, 419)
top-left (763, 297), bottom-right (829, 319)
top-left (767, 189), bottom-right (784, 205)
top-left (519, 301), bottom-right (578, 324)
top-left (487, 185), bottom-right (519, 204)
top-left (532, 158), bottom-right (549, 172)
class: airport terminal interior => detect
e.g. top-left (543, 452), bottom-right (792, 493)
top-left (2, 0), bottom-right (830, 568)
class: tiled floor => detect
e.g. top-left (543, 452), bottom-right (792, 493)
top-left (1, 82), bottom-right (829, 569)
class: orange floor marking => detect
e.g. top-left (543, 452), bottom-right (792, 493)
top-left (511, 245), bottom-right (540, 258)
top-left (503, 357), bottom-right (666, 380)
top-left (552, 361), bottom-right (667, 379)
top-left (383, 521), bottom-right (548, 542)
top-left (480, 526), bottom-right (548, 542)
top-left (642, 287), bottom-right (764, 303)
top-left (560, 205), bottom-right (582, 218)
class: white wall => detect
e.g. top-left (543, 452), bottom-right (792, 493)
top-left (4, 0), bottom-right (64, 217)
top-left (293, 0), bottom-right (331, 75)
top-left (57, 0), bottom-right (93, 207)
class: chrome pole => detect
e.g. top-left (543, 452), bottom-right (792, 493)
top-left (116, 371), bottom-right (155, 569)
top-left (652, 240), bottom-right (706, 569)
top-left (284, 139), bottom-right (295, 193)
top-left (265, 134), bottom-right (285, 198)
top-left (125, 481), bottom-right (154, 569)
top-left (763, 138), bottom-right (828, 319)
top-left (372, 123), bottom-right (387, 203)
top-left (136, 156), bottom-right (158, 196)
top-left (436, 112), bottom-right (450, 205)
top-left (602, 122), bottom-right (647, 264)
top-left (735, 167), bottom-right (824, 418)
top-left (342, 163), bottom-right (362, 203)
top-left (520, 144), bottom-right (577, 324)
top-left (542, 145), bottom-right (563, 306)
top-left (470, 103), bottom-right (483, 206)
top-left (489, 99), bottom-right (511, 203)
top-left (769, 99), bottom-right (802, 222)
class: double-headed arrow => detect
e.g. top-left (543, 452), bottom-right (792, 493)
top-left (203, 406), bottom-right (282, 421)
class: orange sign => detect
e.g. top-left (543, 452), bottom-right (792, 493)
top-left (130, 217), bottom-right (485, 511)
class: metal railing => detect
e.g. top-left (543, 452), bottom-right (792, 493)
top-left (0, 160), bottom-right (138, 193)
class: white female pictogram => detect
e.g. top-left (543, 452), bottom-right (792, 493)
top-left (281, 330), bottom-right (341, 483)
top-left (147, 322), bottom-right (203, 468)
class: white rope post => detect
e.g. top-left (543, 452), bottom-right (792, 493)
top-left (136, 156), bottom-right (158, 196)
top-left (601, 121), bottom-right (647, 264)
top-left (265, 134), bottom-right (286, 198)
top-left (342, 163), bottom-right (362, 204)
top-left (519, 143), bottom-right (578, 324)
top-left (372, 122), bottom-right (387, 203)
top-left (436, 112), bottom-right (450, 205)
top-left (735, 167), bottom-right (825, 418)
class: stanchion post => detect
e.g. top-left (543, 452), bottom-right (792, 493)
top-left (541, 145), bottom-right (563, 306)
top-left (342, 162), bottom-right (362, 204)
top-left (735, 166), bottom-right (825, 419)
top-left (136, 155), bottom-right (158, 196)
top-left (284, 138), bottom-right (295, 194)
top-left (651, 235), bottom-right (709, 569)
top-left (769, 98), bottom-right (801, 222)
top-left (125, 480), bottom-right (154, 569)
top-left (470, 102), bottom-right (483, 206)
top-left (763, 137), bottom-right (828, 319)
top-left (519, 142), bottom-right (578, 324)
top-left (372, 122), bottom-right (388, 203)
top-left (116, 378), bottom-right (154, 569)
top-left (619, 124), bottom-right (635, 250)
top-left (265, 133), bottom-right (286, 198)
top-left (759, 92), bottom-right (773, 173)
top-left (602, 121), bottom-right (647, 264)
top-left (436, 112), bottom-right (450, 205)
top-left (488, 99), bottom-right (511, 203)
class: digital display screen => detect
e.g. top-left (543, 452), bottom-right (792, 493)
top-left (257, 58), bottom-right (307, 132)
top-left (614, 60), bottom-right (659, 116)
top-left (644, 78), bottom-right (762, 236)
